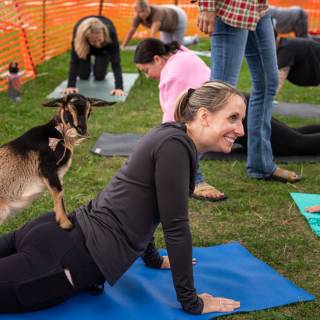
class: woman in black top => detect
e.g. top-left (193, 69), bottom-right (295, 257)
top-left (276, 37), bottom-right (320, 94)
top-left (64, 16), bottom-right (125, 97)
top-left (238, 117), bottom-right (320, 156)
top-left (0, 81), bottom-right (243, 315)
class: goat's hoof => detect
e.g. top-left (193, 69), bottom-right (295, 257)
top-left (59, 219), bottom-right (73, 230)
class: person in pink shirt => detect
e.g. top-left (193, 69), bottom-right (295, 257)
top-left (134, 38), bottom-right (226, 201)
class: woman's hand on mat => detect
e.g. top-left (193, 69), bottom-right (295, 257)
top-left (63, 87), bottom-right (79, 95)
top-left (110, 89), bottom-right (126, 96)
top-left (199, 293), bottom-right (240, 313)
top-left (160, 256), bottom-right (196, 269)
top-left (305, 205), bottom-right (320, 213)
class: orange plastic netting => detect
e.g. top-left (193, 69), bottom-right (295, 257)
top-left (0, 0), bottom-right (319, 92)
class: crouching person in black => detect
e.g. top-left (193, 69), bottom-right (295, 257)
top-left (63, 16), bottom-right (125, 97)
top-left (276, 36), bottom-right (320, 95)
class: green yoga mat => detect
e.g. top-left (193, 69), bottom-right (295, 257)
top-left (291, 192), bottom-right (320, 236)
top-left (47, 73), bottom-right (139, 102)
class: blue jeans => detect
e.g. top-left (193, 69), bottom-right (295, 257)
top-left (211, 14), bottom-right (278, 178)
top-left (195, 155), bottom-right (204, 185)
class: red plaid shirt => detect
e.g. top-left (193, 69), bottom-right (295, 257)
top-left (198, 0), bottom-right (269, 31)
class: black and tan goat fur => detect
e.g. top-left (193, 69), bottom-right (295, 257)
top-left (0, 94), bottom-right (113, 229)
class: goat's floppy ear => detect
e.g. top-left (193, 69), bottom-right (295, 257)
top-left (88, 98), bottom-right (116, 107)
top-left (42, 96), bottom-right (67, 108)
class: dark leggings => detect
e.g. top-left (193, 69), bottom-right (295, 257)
top-left (0, 212), bottom-right (104, 313)
top-left (78, 54), bottom-right (109, 81)
top-left (237, 94), bottom-right (320, 156)
top-left (237, 117), bottom-right (320, 156)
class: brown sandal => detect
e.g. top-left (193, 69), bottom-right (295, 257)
top-left (268, 167), bottom-right (301, 183)
top-left (192, 182), bottom-right (227, 202)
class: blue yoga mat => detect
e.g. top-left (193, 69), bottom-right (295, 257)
top-left (0, 242), bottom-right (314, 320)
top-left (291, 192), bottom-right (320, 236)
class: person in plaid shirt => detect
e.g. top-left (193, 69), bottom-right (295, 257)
top-left (196, 0), bottom-right (301, 183)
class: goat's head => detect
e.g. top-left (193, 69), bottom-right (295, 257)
top-left (43, 94), bottom-right (114, 136)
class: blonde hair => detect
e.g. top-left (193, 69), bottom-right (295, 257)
top-left (74, 18), bottom-right (111, 59)
top-left (174, 81), bottom-right (246, 123)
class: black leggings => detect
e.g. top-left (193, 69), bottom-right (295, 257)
top-left (237, 117), bottom-right (320, 156)
top-left (0, 212), bottom-right (104, 313)
top-left (78, 54), bottom-right (109, 81)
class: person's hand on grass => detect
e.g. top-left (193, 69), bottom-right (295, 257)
top-left (110, 89), bottom-right (126, 96)
top-left (305, 205), bottom-right (320, 213)
top-left (160, 256), bottom-right (197, 269)
top-left (199, 293), bottom-right (240, 313)
top-left (62, 87), bottom-right (79, 95)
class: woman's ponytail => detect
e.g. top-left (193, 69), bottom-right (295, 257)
top-left (174, 88), bottom-right (196, 123)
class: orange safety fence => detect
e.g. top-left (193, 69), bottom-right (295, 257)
top-left (0, 0), bottom-right (320, 92)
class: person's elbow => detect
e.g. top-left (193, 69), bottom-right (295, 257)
top-left (162, 221), bottom-right (190, 243)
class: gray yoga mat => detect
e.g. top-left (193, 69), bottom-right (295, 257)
top-left (202, 144), bottom-right (320, 163)
top-left (92, 133), bottom-right (320, 163)
top-left (47, 73), bottom-right (139, 102)
top-left (273, 102), bottom-right (320, 118)
top-left (92, 132), bottom-right (143, 156)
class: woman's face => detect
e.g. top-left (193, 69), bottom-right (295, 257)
top-left (198, 94), bottom-right (246, 153)
top-left (87, 32), bottom-right (105, 48)
top-left (136, 56), bottom-right (166, 81)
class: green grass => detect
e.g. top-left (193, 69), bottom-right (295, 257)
top-left (1, 39), bottom-right (320, 319)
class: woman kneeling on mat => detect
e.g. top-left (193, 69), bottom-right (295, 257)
top-left (134, 38), bottom-right (226, 201)
top-left (63, 16), bottom-right (125, 97)
top-left (0, 81), bottom-right (242, 315)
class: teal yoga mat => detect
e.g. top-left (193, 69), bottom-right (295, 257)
top-left (291, 192), bottom-right (320, 236)
top-left (47, 73), bottom-right (139, 102)
top-left (0, 242), bottom-right (314, 319)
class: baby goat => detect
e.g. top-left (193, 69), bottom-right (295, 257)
top-left (0, 93), bottom-right (113, 229)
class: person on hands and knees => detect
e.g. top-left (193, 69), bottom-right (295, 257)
top-left (134, 38), bottom-right (226, 201)
top-left (64, 16), bottom-right (125, 97)
top-left (268, 5), bottom-right (309, 38)
top-left (0, 81), bottom-right (242, 315)
top-left (275, 33), bottom-right (320, 95)
top-left (121, 0), bottom-right (189, 49)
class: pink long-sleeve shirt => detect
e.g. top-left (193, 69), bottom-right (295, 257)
top-left (159, 47), bottom-right (210, 123)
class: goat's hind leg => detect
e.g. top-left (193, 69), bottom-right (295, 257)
top-left (43, 178), bottom-right (73, 230)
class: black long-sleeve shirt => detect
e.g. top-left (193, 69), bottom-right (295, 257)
top-left (277, 37), bottom-right (320, 86)
top-left (67, 16), bottom-right (123, 89)
top-left (75, 123), bottom-right (203, 314)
